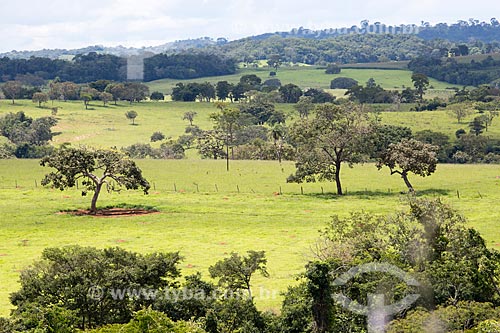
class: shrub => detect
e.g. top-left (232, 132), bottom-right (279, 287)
top-left (330, 77), bottom-right (358, 89)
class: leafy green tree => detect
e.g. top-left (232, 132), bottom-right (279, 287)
top-left (182, 111), bottom-right (197, 126)
top-left (370, 124), bottom-right (413, 158)
top-left (469, 116), bottom-right (486, 135)
top-left (10, 246), bottom-right (181, 330)
top-left (377, 138), bottom-right (438, 192)
top-left (325, 64), bottom-right (341, 74)
top-left (150, 91), bottom-right (165, 101)
top-left (122, 82), bottom-right (149, 104)
top-left (239, 99), bottom-right (276, 125)
top-left (294, 96), bottom-right (314, 119)
top-left (105, 83), bottom-right (126, 105)
top-left (267, 54), bottom-right (282, 71)
top-left (1, 80), bottom-right (22, 104)
top-left (303, 88), bottom-right (335, 103)
top-left (270, 124), bottom-right (286, 163)
top-left (40, 147), bottom-right (150, 213)
top-left (99, 92), bottom-right (113, 106)
top-left (32, 92), bottom-right (49, 107)
top-left (279, 83), bottom-right (303, 103)
top-left (411, 73), bottom-right (430, 100)
top-left (196, 130), bottom-right (226, 160)
top-left (239, 74), bottom-right (262, 91)
top-left (448, 103), bottom-right (474, 123)
top-left (209, 251), bottom-right (269, 299)
top-left (330, 77), bottom-right (358, 89)
top-left (288, 103), bottom-right (373, 195)
top-left (210, 104), bottom-right (244, 171)
top-left (216, 81), bottom-right (232, 101)
top-left (125, 110), bottom-right (138, 125)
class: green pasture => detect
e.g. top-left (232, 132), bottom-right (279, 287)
top-left (146, 67), bottom-right (460, 94)
top-left (1, 159), bottom-right (500, 316)
top-left (1, 100), bottom-right (498, 150)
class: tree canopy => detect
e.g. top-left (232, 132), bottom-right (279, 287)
top-left (40, 147), bottom-right (150, 213)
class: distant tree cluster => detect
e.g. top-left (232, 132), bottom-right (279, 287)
top-left (0, 53), bottom-right (126, 83)
top-left (408, 55), bottom-right (500, 86)
top-left (144, 52), bottom-right (237, 81)
top-left (0, 111), bottom-right (57, 158)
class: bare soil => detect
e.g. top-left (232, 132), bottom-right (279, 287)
top-left (60, 208), bottom-right (159, 217)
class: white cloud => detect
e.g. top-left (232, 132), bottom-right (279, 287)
top-left (0, 0), bottom-right (499, 52)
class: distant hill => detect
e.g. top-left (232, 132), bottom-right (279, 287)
top-left (0, 37), bottom-right (226, 60)
top-left (2, 18), bottom-right (500, 61)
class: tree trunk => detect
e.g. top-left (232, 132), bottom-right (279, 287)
top-left (335, 160), bottom-right (343, 195)
top-left (90, 183), bottom-right (103, 214)
top-left (226, 143), bottom-right (229, 171)
top-left (401, 172), bottom-right (414, 193)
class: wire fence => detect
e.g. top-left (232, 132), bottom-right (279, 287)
top-left (0, 179), bottom-right (481, 199)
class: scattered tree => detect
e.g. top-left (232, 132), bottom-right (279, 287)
top-left (288, 103), bottom-right (373, 195)
top-left (411, 73), bottom-right (430, 100)
top-left (294, 96), bottom-right (314, 119)
top-left (99, 92), bottom-right (113, 106)
top-left (469, 116), bottom-right (486, 135)
top-left (183, 111), bottom-right (197, 126)
top-left (40, 147), bottom-right (150, 213)
top-left (330, 77), bottom-right (358, 89)
top-left (210, 104), bottom-right (244, 171)
top-left (125, 110), bottom-right (138, 125)
top-left (325, 64), bottom-right (341, 74)
top-left (267, 54), bottom-right (282, 72)
top-left (448, 103), bottom-right (474, 123)
top-left (377, 138), bottom-right (438, 192)
top-left (150, 91), bottom-right (165, 101)
top-left (1, 81), bottom-right (22, 104)
top-left (32, 92), bottom-right (49, 108)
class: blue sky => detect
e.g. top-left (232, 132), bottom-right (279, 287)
top-left (0, 0), bottom-right (498, 52)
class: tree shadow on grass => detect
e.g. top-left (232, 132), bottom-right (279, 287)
top-left (303, 188), bottom-right (451, 200)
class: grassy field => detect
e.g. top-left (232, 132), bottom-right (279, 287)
top-left (1, 159), bottom-right (500, 316)
top-left (146, 67), bottom-right (460, 94)
top-left (1, 100), bottom-right (497, 150)
top-left (2, 99), bottom-right (500, 316)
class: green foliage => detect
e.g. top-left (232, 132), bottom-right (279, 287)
top-left (87, 308), bottom-right (206, 333)
top-left (126, 110), bottom-right (138, 125)
top-left (279, 83), bottom-right (303, 103)
top-left (150, 91), bottom-right (165, 101)
top-left (387, 302), bottom-right (500, 333)
top-left (151, 131), bottom-right (166, 142)
top-left (204, 298), bottom-right (265, 333)
top-left (10, 246), bottom-right (182, 330)
top-left (144, 53), bottom-right (237, 81)
top-left (303, 88), bottom-right (335, 104)
top-left (377, 138), bottom-right (439, 192)
top-left (325, 64), bottom-right (341, 74)
top-left (330, 77), bottom-right (359, 89)
top-left (32, 92), bottom-right (49, 107)
top-left (411, 73), bottom-right (430, 100)
top-left (209, 250), bottom-right (269, 298)
top-left (470, 116), bottom-right (487, 136)
top-left (40, 146), bottom-right (150, 212)
top-left (288, 103), bottom-right (373, 195)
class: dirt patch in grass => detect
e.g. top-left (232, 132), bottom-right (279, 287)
top-left (60, 208), bottom-right (159, 217)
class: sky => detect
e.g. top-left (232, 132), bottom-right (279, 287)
top-left (0, 0), bottom-right (499, 53)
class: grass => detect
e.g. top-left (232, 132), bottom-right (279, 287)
top-left (146, 67), bottom-right (460, 94)
top-left (1, 159), bottom-right (500, 317)
top-left (2, 100), bottom-right (499, 150)
top-left (2, 98), bottom-right (500, 316)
